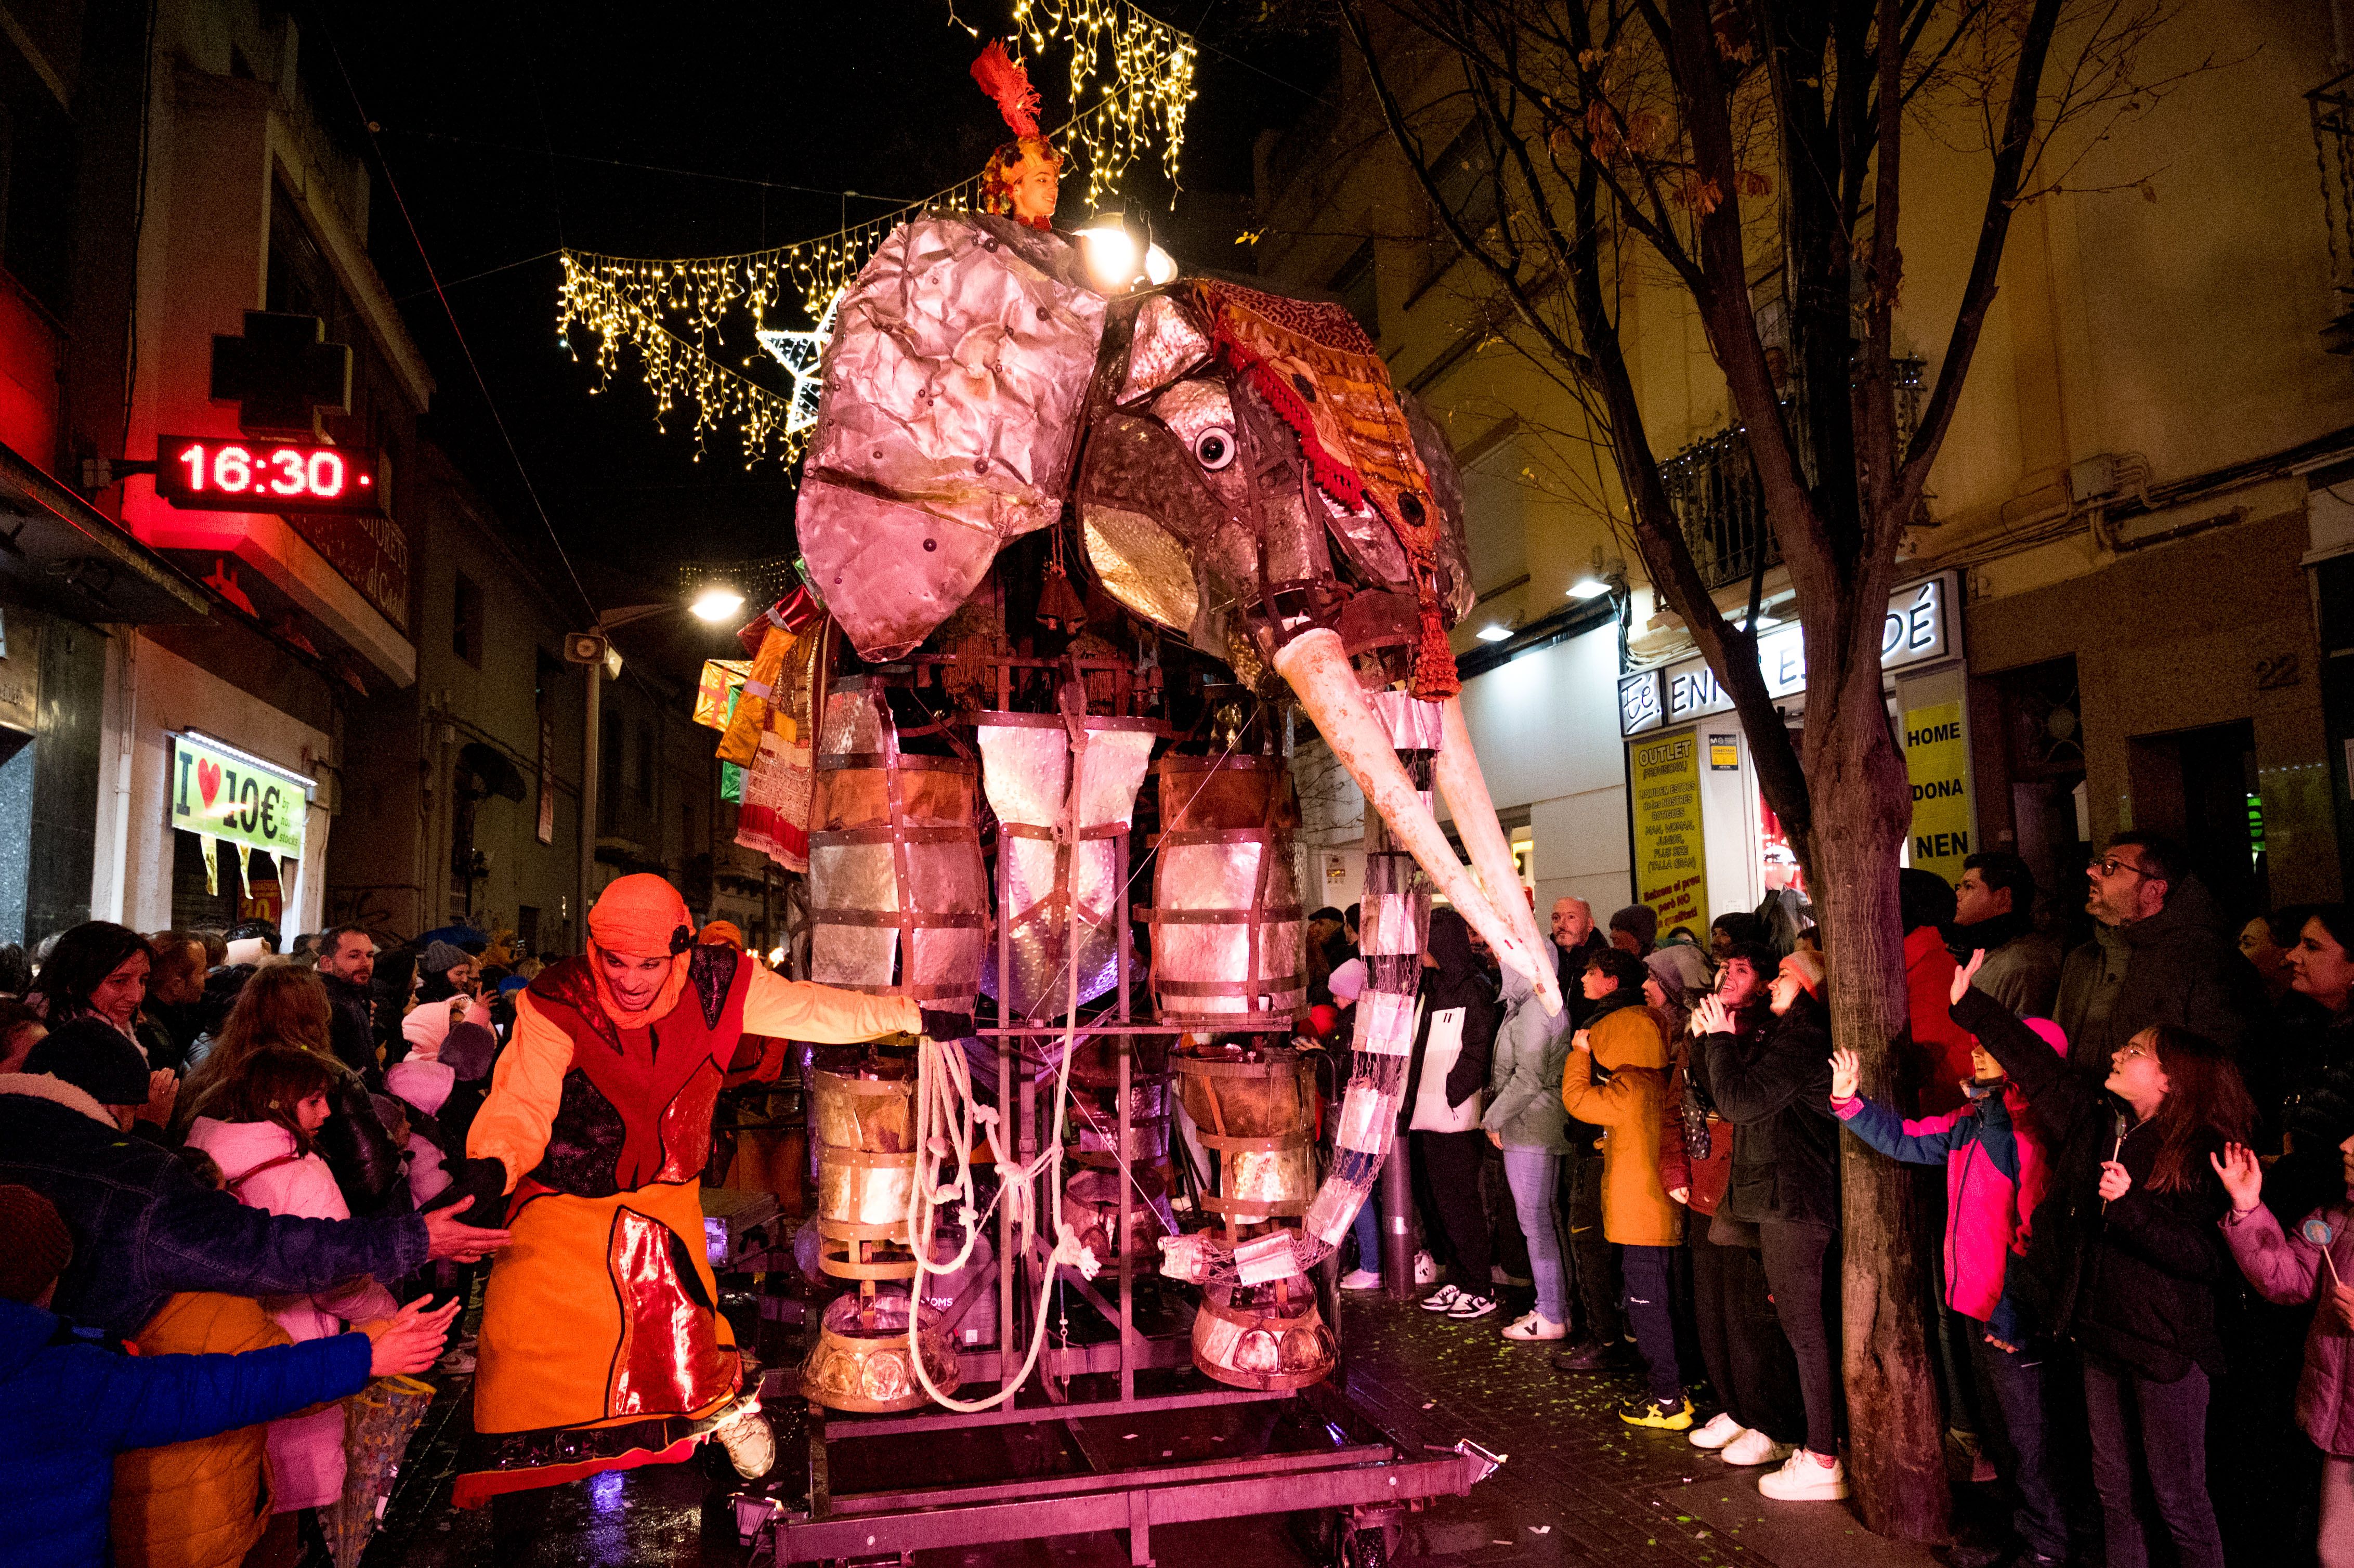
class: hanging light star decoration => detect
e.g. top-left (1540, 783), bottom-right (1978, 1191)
top-left (552, 1), bottom-right (1194, 467)
top-left (755, 289), bottom-right (845, 436)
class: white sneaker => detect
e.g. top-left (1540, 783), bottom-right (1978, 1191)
top-left (1413, 1250), bottom-right (1438, 1285)
top-left (1687, 1411), bottom-right (1745, 1451)
top-left (1720, 1428), bottom-right (1794, 1467)
top-left (1757, 1449), bottom-right (1847, 1500)
top-left (1339, 1268), bottom-right (1383, 1291)
top-left (436, 1349), bottom-right (477, 1374)
top-left (1500, 1312), bottom-right (1567, 1341)
top-left (1447, 1293), bottom-right (1500, 1321)
top-left (1419, 1285), bottom-right (1463, 1313)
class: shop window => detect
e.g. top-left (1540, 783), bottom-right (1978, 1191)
top-left (1993, 657), bottom-right (2089, 917)
top-left (2128, 719), bottom-right (2266, 924)
top-left (1330, 241), bottom-right (1379, 339)
top-left (1432, 123), bottom-right (1501, 241)
top-left (0, 55), bottom-right (77, 317)
top-left (452, 571), bottom-right (484, 667)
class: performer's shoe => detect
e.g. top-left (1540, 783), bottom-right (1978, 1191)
top-left (713, 1400), bottom-right (776, 1480)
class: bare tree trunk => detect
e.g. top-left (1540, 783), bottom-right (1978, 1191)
top-left (1807, 645), bottom-right (1947, 1541)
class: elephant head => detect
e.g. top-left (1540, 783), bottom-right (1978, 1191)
top-left (795, 211), bottom-right (1559, 1013)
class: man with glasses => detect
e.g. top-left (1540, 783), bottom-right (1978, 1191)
top-left (2050, 832), bottom-right (2262, 1074)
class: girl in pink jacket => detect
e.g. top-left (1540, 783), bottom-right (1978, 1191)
top-left (186, 1046), bottom-right (401, 1525)
top-left (2216, 1134), bottom-right (2354, 1567)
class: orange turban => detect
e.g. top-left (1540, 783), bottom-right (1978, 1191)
top-left (698, 921), bottom-right (744, 950)
top-left (589, 874), bottom-right (693, 958)
top-left (587, 875), bottom-right (694, 1025)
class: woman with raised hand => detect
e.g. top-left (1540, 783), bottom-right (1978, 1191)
top-left (1952, 948), bottom-right (2251, 1568)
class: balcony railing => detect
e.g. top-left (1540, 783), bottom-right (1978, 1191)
top-left (1657, 356), bottom-right (1924, 591)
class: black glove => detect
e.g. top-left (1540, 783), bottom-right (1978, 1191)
top-left (425, 1156), bottom-right (510, 1229)
top-left (919, 1008), bottom-right (974, 1041)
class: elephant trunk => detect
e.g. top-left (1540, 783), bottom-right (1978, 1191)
top-left (1435, 697), bottom-right (1562, 1017)
top-left (1271, 629), bottom-right (1559, 1013)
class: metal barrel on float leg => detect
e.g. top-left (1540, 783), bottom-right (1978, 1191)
top-left (1146, 753), bottom-right (1305, 1028)
top-left (805, 678), bottom-right (985, 1014)
top-left (799, 678), bottom-right (978, 1413)
top-left (1147, 746), bottom-right (1337, 1389)
top-left (800, 1063), bottom-right (962, 1412)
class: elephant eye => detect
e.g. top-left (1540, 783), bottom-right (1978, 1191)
top-left (1192, 426), bottom-right (1236, 471)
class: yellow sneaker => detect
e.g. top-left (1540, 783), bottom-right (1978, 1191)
top-left (1618, 1394), bottom-right (1695, 1431)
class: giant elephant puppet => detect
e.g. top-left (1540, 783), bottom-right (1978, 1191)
top-left (796, 209), bottom-right (1560, 1021)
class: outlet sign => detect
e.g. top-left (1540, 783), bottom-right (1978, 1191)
top-left (1619, 572), bottom-right (1957, 736)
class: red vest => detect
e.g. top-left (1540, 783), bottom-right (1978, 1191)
top-left (521, 947), bottom-right (753, 1197)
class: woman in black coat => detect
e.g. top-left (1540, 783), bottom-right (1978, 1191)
top-left (1952, 949), bottom-right (2253, 1568)
top-left (1403, 908), bottom-right (1502, 1322)
top-left (1694, 948), bottom-right (1844, 1501)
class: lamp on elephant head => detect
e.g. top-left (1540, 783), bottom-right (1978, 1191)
top-left (1078, 199), bottom-right (1175, 292)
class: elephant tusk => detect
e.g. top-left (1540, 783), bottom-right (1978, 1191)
top-left (1272, 628), bottom-right (1554, 1008)
top-left (1436, 698), bottom-right (1563, 1016)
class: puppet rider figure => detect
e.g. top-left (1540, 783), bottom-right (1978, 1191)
top-left (440, 873), bottom-right (960, 1536)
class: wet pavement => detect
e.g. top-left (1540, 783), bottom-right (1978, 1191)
top-left (361, 1291), bottom-right (1938, 1567)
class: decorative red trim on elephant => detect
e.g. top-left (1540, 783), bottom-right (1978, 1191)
top-left (1184, 280), bottom-right (1461, 698)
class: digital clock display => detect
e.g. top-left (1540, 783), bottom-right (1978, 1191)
top-left (155, 435), bottom-right (382, 515)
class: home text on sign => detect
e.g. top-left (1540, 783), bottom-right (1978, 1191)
top-left (169, 731), bottom-right (310, 859)
top-left (1902, 700), bottom-right (1972, 879)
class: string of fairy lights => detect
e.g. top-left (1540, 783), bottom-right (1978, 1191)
top-left (553, 0), bottom-right (1195, 466)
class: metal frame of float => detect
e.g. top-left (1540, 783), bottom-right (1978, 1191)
top-left (736, 657), bottom-right (1496, 1566)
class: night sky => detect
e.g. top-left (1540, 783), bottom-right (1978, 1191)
top-left (319, 1), bottom-right (1337, 658)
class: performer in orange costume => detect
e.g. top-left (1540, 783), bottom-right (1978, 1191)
top-left (443, 874), bottom-right (938, 1532)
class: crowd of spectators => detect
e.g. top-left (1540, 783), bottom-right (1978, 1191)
top-left (1304, 834), bottom-right (2354, 1567)
top-left (0, 919), bottom-right (538, 1567)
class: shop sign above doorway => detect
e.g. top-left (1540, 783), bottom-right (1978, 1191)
top-left (1619, 571), bottom-right (1959, 736)
top-left (168, 730), bottom-right (313, 859)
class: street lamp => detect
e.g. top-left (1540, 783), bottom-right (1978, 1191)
top-left (690, 585), bottom-right (746, 622)
top-left (569, 592), bottom-right (737, 950)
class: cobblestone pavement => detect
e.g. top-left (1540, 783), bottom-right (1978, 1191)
top-left (362, 1290), bottom-right (1934, 1567)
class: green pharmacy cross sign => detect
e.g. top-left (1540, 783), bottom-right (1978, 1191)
top-left (170, 731), bottom-right (312, 859)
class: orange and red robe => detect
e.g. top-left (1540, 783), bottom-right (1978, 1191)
top-left (451, 946), bottom-right (914, 1506)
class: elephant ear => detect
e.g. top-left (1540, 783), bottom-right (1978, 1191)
top-left (1400, 390), bottom-right (1476, 625)
top-left (797, 213), bottom-right (1109, 659)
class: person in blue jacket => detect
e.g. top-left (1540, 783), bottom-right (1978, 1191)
top-left (0, 1184), bottom-right (459, 1568)
top-left (1828, 1022), bottom-right (2071, 1568)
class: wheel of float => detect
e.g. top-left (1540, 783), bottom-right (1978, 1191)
top-left (1340, 1523), bottom-right (1391, 1568)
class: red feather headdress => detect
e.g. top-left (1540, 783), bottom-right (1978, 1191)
top-left (971, 41), bottom-right (1041, 139)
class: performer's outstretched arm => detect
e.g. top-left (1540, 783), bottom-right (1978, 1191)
top-left (741, 964), bottom-right (921, 1042)
top-left (465, 994), bottom-right (574, 1191)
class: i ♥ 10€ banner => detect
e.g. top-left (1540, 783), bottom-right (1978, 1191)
top-left (169, 732), bottom-right (309, 859)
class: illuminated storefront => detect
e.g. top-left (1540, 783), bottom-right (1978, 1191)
top-left (1616, 571), bottom-right (1973, 931)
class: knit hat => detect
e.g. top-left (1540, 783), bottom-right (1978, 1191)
top-left (1328, 957), bottom-right (1368, 1005)
top-left (387, 1057), bottom-right (455, 1117)
top-left (421, 940), bottom-right (469, 976)
top-left (1608, 904), bottom-right (1659, 951)
top-left (23, 1017), bottom-right (151, 1106)
top-left (1644, 944), bottom-right (1711, 1007)
top-left (0, 1185), bottom-right (71, 1303)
